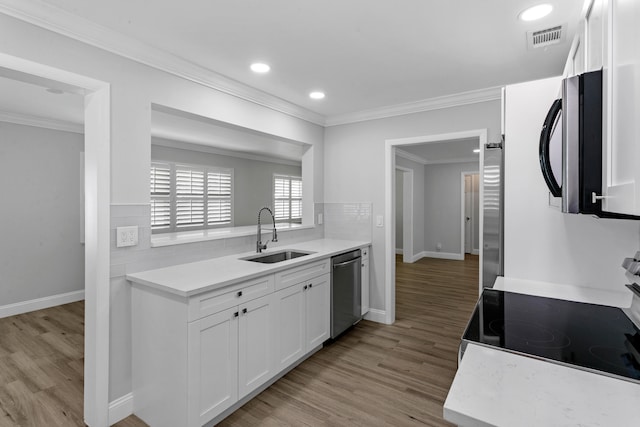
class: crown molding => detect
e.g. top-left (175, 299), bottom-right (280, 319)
top-left (0, 0), bottom-right (325, 126)
top-left (395, 149), bottom-right (428, 165)
top-left (0, 110), bottom-right (83, 133)
top-left (325, 86), bottom-right (502, 127)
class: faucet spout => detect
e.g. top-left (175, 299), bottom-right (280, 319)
top-left (256, 207), bottom-right (277, 253)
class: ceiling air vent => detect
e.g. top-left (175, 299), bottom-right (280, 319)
top-left (527, 24), bottom-right (565, 49)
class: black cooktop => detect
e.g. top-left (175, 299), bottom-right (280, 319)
top-left (462, 289), bottom-right (640, 383)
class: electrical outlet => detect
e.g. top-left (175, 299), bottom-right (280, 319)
top-left (116, 226), bottom-right (139, 248)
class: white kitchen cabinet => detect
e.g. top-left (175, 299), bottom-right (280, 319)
top-left (602, 0), bottom-right (640, 216)
top-left (361, 246), bottom-right (370, 316)
top-left (585, 0), bottom-right (605, 71)
top-left (305, 274), bottom-right (330, 349)
top-left (238, 294), bottom-right (276, 397)
top-left (189, 293), bottom-right (276, 426)
top-left (274, 273), bottom-right (330, 372)
top-left (188, 307), bottom-right (238, 427)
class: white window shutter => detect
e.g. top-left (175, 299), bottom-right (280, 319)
top-left (207, 170), bottom-right (232, 225)
top-left (150, 163), bottom-right (171, 230)
top-left (176, 167), bottom-right (205, 228)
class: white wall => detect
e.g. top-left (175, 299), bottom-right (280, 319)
top-left (395, 170), bottom-right (403, 251)
top-left (504, 76), bottom-right (640, 291)
top-left (0, 122), bottom-right (84, 305)
top-left (0, 13), bottom-right (325, 404)
top-left (423, 162), bottom-right (479, 256)
top-left (151, 139), bottom-right (302, 226)
top-left (324, 102), bottom-right (501, 313)
top-left (396, 156), bottom-right (425, 257)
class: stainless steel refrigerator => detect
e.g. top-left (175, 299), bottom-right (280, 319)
top-left (482, 138), bottom-right (504, 287)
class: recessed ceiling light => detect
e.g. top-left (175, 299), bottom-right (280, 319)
top-left (309, 91), bottom-right (325, 100)
top-left (519, 4), bottom-right (553, 21)
top-left (250, 63), bottom-right (270, 73)
top-left (473, 148), bottom-right (481, 153)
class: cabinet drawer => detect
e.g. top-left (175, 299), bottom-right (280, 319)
top-left (275, 259), bottom-right (330, 290)
top-left (188, 275), bottom-right (274, 321)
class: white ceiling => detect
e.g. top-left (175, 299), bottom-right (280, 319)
top-left (21, 0), bottom-right (583, 119)
top-left (0, 0), bottom-right (585, 157)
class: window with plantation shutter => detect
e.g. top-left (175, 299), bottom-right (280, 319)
top-left (150, 163), bottom-right (171, 230)
top-left (274, 175), bottom-right (302, 223)
top-left (207, 170), bottom-right (232, 225)
top-left (176, 167), bottom-right (205, 228)
top-left (150, 162), bottom-right (233, 233)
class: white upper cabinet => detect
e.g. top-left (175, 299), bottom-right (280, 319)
top-left (585, 0), bottom-right (606, 71)
top-left (602, 0), bottom-right (640, 215)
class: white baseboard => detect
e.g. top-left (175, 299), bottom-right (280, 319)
top-left (109, 393), bottom-right (133, 425)
top-left (416, 251), bottom-right (464, 261)
top-left (364, 308), bottom-right (387, 324)
top-left (471, 249), bottom-right (480, 255)
top-left (0, 289), bottom-right (85, 319)
top-left (395, 248), bottom-right (403, 255)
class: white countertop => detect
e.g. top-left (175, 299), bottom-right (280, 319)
top-left (444, 276), bottom-right (640, 427)
top-left (126, 238), bottom-right (370, 297)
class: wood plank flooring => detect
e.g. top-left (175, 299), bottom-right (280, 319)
top-left (219, 254), bottom-right (479, 426)
top-left (0, 254), bottom-right (479, 426)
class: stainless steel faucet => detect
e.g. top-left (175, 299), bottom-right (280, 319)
top-left (256, 207), bottom-right (278, 253)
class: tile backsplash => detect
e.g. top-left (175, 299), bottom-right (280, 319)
top-left (323, 202), bottom-right (372, 241)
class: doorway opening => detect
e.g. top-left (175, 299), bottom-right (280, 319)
top-left (384, 129), bottom-right (486, 324)
top-left (395, 166), bottom-right (413, 263)
top-left (462, 172), bottom-right (480, 256)
top-left (0, 53), bottom-right (111, 426)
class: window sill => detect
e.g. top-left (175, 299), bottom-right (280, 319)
top-left (150, 223), bottom-right (315, 248)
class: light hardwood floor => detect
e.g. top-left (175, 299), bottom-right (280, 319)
top-left (0, 254), bottom-right (479, 426)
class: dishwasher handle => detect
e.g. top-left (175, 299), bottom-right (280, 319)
top-left (333, 258), bottom-right (360, 268)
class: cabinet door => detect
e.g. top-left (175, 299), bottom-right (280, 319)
top-left (188, 307), bottom-right (238, 427)
top-left (305, 274), bottom-right (330, 350)
top-left (238, 294), bottom-right (275, 397)
top-left (586, 0), bottom-right (605, 71)
top-left (602, 0), bottom-right (640, 215)
top-left (274, 284), bottom-right (305, 372)
top-left (361, 257), bottom-right (370, 316)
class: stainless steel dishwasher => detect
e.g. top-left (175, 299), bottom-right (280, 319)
top-left (331, 249), bottom-right (362, 338)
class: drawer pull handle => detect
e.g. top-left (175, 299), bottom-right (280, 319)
top-left (237, 291), bottom-right (243, 297)
top-left (303, 285), bottom-right (308, 290)
top-left (233, 311), bottom-right (239, 318)
top-left (242, 308), bottom-right (248, 314)
top-left (308, 283), bottom-right (313, 288)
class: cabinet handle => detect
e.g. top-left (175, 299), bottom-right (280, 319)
top-left (237, 291), bottom-right (243, 297)
top-left (308, 283), bottom-right (313, 288)
top-left (362, 264), bottom-right (365, 267)
top-left (233, 311), bottom-right (239, 318)
top-left (242, 308), bottom-right (248, 315)
top-left (303, 285), bottom-right (308, 290)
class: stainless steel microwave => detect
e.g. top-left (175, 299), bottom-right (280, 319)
top-left (539, 69), bottom-right (627, 218)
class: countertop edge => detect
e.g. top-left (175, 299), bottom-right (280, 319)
top-left (126, 239), bottom-right (371, 297)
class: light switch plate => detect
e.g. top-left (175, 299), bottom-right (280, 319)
top-left (317, 213), bottom-right (323, 225)
top-left (116, 226), bottom-right (139, 248)
top-left (376, 215), bottom-right (384, 227)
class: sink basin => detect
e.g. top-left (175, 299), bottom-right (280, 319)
top-left (241, 250), bottom-right (314, 264)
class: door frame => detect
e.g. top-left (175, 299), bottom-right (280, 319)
top-left (0, 53), bottom-right (111, 426)
top-left (384, 129), bottom-right (486, 325)
top-left (461, 171), bottom-right (479, 257)
top-left (395, 166), bottom-right (414, 263)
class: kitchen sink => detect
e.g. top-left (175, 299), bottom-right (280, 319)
top-left (241, 250), bottom-right (314, 264)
